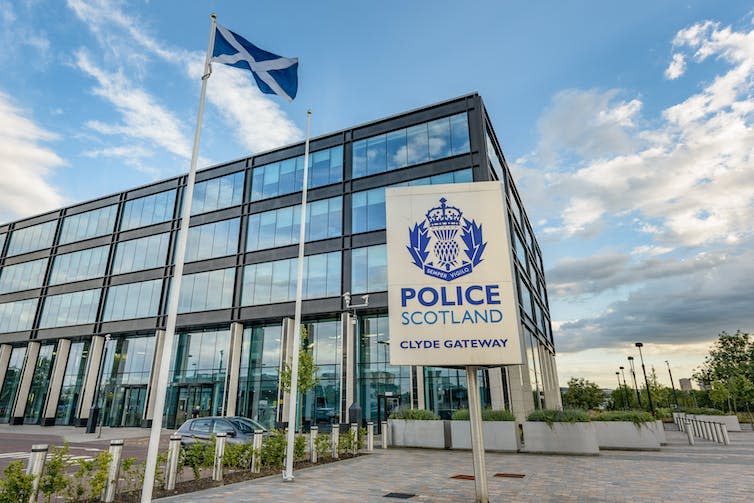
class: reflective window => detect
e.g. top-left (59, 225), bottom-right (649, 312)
top-left (352, 169), bottom-right (472, 233)
top-left (50, 246), bottom-right (109, 285)
top-left (59, 205), bottom-right (117, 244)
top-left (0, 299), bottom-right (38, 333)
top-left (0, 258), bottom-right (48, 293)
top-left (185, 218), bottom-right (240, 262)
top-left (485, 130), bottom-right (505, 183)
top-left (0, 234), bottom-right (5, 253)
top-left (100, 336), bottom-right (156, 427)
top-left (0, 346), bottom-right (26, 422)
top-left (352, 113), bottom-right (470, 178)
top-left (250, 146), bottom-right (343, 201)
top-left (246, 197), bottom-right (342, 251)
top-left (103, 279), bottom-right (162, 321)
top-left (112, 233), bottom-right (170, 275)
top-left (55, 341), bottom-right (89, 425)
top-left (519, 278), bottom-right (533, 320)
top-left (7, 221), bottom-right (57, 256)
top-left (513, 231), bottom-right (526, 266)
top-left (178, 268), bottom-right (235, 313)
top-left (351, 245), bottom-right (386, 293)
top-left (238, 324), bottom-right (282, 428)
top-left (191, 171), bottom-right (245, 215)
top-left (424, 367), bottom-right (490, 419)
top-left (301, 319), bottom-right (341, 427)
top-left (509, 193), bottom-right (522, 229)
top-left (242, 251), bottom-right (341, 306)
top-left (120, 190), bottom-right (176, 230)
top-left (23, 344), bottom-right (56, 424)
top-left (39, 289), bottom-right (100, 328)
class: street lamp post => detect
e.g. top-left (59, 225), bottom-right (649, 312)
top-left (635, 343), bottom-right (655, 415)
top-left (666, 360), bottom-right (678, 408)
top-left (615, 372), bottom-right (624, 409)
top-left (627, 356), bottom-right (642, 408)
top-left (619, 366), bottom-right (630, 409)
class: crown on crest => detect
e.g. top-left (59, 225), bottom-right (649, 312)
top-left (426, 197), bottom-right (462, 227)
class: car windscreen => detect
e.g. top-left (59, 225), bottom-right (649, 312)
top-left (229, 418), bottom-right (264, 433)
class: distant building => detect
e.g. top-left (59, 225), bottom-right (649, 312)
top-left (679, 378), bottom-right (693, 391)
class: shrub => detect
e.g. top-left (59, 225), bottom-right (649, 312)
top-left (452, 408), bottom-right (515, 421)
top-left (40, 443), bottom-right (69, 502)
top-left (314, 433), bottom-right (331, 459)
top-left (0, 461), bottom-right (34, 503)
top-left (389, 408), bottom-right (440, 420)
top-left (681, 407), bottom-right (727, 416)
top-left (260, 430), bottom-right (287, 468)
top-left (181, 441), bottom-right (214, 479)
top-left (294, 434), bottom-right (307, 461)
top-left (655, 408), bottom-right (673, 420)
top-left (118, 456), bottom-right (141, 494)
top-left (223, 441), bottom-right (254, 470)
top-left (594, 410), bottom-right (654, 425)
top-left (527, 409), bottom-right (590, 425)
top-left (66, 450), bottom-right (112, 501)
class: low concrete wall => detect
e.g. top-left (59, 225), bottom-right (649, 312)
top-left (521, 422), bottom-right (599, 455)
top-left (449, 421), bottom-right (519, 452)
top-left (650, 420), bottom-right (667, 445)
top-left (697, 415), bottom-right (741, 432)
top-left (388, 419), bottom-right (446, 448)
top-left (593, 421), bottom-right (660, 450)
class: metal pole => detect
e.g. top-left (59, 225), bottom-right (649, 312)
top-left (666, 360), bottom-right (678, 407)
top-left (635, 343), bottom-right (655, 414)
top-left (381, 420), bottom-right (388, 449)
top-left (466, 366), bottom-right (488, 503)
top-left (26, 444), bottom-right (48, 503)
top-left (628, 356), bottom-right (642, 408)
top-left (619, 366), bottom-right (630, 409)
top-left (141, 14), bottom-right (217, 503)
top-left (310, 425), bottom-right (318, 463)
top-left (103, 439), bottom-right (124, 502)
top-left (615, 372), bottom-right (623, 409)
top-left (165, 435), bottom-right (181, 490)
top-left (283, 109), bottom-right (312, 482)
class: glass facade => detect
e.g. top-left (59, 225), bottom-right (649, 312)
top-left (300, 319), bottom-right (341, 430)
top-left (120, 190), bottom-right (176, 231)
top-left (178, 268), bottom-right (235, 313)
top-left (165, 328), bottom-right (229, 428)
top-left (59, 205), bottom-right (117, 244)
top-left (7, 221), bottom-right (57, 256)
top-left (250, 146), bottom-right (343, 201)
top-left (100, 336), bottom-right (155, 427)
top-left (246, 197), bottom-right (342, 251)
top-left (351, 245), bottom-right (387, 293)
top-left (185, 218), bottom-right (240, 262)
top-left (241, 252), bottom-right (341, 305)
top-left (0, 346), bottom-right (26, 422)
top-left (50, 246), bottom-right (109, 285)
top-left (191, 172), bottom-right (245, 215)
top-left (238, 324), bottom-right (282, 429)
top-left (352, 113), bottom-right (469, 178)
top-left (0, 258), bottom-right (48, 293)
top-left (23, 343), bottom-right (56, 424)
top-left (55, 341), bottom-right (89, 425)
top-left (39, 289), bottom-right (100, 328)
top-left (0, 299), bottom-right (38, 333)
top-left (112, 233), bottom-right (170, 275)
top-left (424, 367), bottom-right (490, 419)
top-left (103, 279), bottom-right (162, 321)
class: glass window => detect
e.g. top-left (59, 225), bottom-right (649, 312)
top-left (366, 134), bottom-right (387, 176)
top-left (406, 123), bottom-right (429, 166)
top-left (0, 346), bottom-right (26, 422)
top-left (55, 341), bottom-right (89, 425)
top-left (519, 278), bottom-right (533, 320)
top-left (103, 279), bottom-right (162, 321)
top-left (39, 289), bottom-right (100, 328)
top-left (351, 245), bottom-right (386, 293)
top-left (178, 268), bottom-right (235, 313)
top-left (249, 145), bottom-right (343, 201)
top-left (50, 246), bottom-right (109, 285)
top-left (120, 190), bottom-right (176, 230)
top-left (0, 235), bottom-right (5, 254)
top-left (7, 221), bottom-right (57, 256)
top-left (0, 258), bottom-right (48, 293)
top-left (185, 218), bottom-right (240, 262)
top-left (485, 131), bottom-right (504, 182)
top-left (241, 251), bottom-right (341, 306)
top-left (352, 140), bottom-right (367, 179)
top-left (451, 113), bottom-right (471, 155)
top-left (386, 129), bottom-right (408, 171)
top-left (112, 233), bottom-right (170, 275)
top-left (0, 299), bottom-right (38, 333)
top-left (23, 343), bottom-right (56, 424)
top-left (237, 324), bottom-right (282, 428)
top-left (427, 116), bottom-right (452, 160)
top-left (191, 172), bottom-right (245, 215)
top-left (59, 205), bottom-right (117, 244)
top-left (509, 193), bottom-right (522, 229)
top-left (513, 231), bottom-right (526, 266)
top-left (300, 319), bottom-right (342, 427)
top-left (424, 367), bottom-right (490, 419)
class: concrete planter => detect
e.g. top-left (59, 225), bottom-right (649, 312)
top-left (449, 420), bottom-right (519, 452)
top-left (388, 419), bottom-right (447, 448)
top-left (593, 421), bottom-right (660, 450)
top-left (650, 420), bottom-right (667, 445)
top-left (521, 422), bottom-right (599, 455)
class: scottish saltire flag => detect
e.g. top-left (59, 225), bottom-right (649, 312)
top-left (212, 24), bottom-right (299, 102)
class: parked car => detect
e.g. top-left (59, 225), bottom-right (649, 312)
top-left (175, 416), bottom-right (267, 446)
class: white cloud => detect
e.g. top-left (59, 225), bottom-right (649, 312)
top-left (665, 53), bottom-right (686, 79)
top-left (0, 92), bottom-right (66, 224)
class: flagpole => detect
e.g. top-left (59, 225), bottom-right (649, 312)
top-left (140, 13), bottom-right (217, 503)
top-left (283, 108), bottom-right (312, 481)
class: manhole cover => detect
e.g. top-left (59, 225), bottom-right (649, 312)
top-left (450, 474), bottom-right (475, 480)
top-left (384, 492), bottom-right (416, 499)
top-left (494, 473), bottom-right (526, 478)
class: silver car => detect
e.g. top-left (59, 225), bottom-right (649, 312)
top-left (175, 416), bottom-right (267, 446)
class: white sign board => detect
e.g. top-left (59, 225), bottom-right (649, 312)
top-left (386, 182), bottom-right (523, 367)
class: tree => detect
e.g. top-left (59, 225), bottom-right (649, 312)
top-left (279, 326), bottom-right (320, 430)
top-left (694, 330), bottom-right (754, 412)
top-left (562, 377), bottom-right (605, 410)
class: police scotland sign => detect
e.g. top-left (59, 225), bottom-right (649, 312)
top-left (385, 182), bottom-right (523, 367)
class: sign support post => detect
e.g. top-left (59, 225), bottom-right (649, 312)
top-left (466, 366), bottom-right (488, 503)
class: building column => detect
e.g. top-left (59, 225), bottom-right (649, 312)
top-left (488, 367), bottom-right (506, 410)
top-left (142, 330), bottom-right (165, 427)
top-left (507, 364), bottom-right (534, 423)
top-left (278, 318), bottom-right (295, 424)
top-left (415, 366), bottom-right (425, 409)
top-left (11, 341), bottom-right (40, 424)
top-left (0, 344), bottom-right (13, 393)
top-left (545, 352), bottom-right (562, 409)
top-left (41, 339), bottom-right (71, 426)
top-left (77, 335), bottom-right (105, 426)
top-left (223, 323), bottom-right (244, 417)
top-left (341, 312), bottom-right (355, 422)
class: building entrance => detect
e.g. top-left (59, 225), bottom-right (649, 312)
top-left (173, 384), bottom-right (215, 427)
top-left (377, 393), bottom-right (400, 433)
top-left (108, 385), bottom-right (147, 427)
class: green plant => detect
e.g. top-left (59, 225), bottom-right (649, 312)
top-left (181, 442), bottom-right (213, 480)
top-left (223, 441), bottom-right (254, 470)
top-left (260, 430), bottom-right (287, 468)
top-left (681, 407), bottom-right (727, 415)
top-left (66, 450), bottom-right (112, 501)
top-left (154, 450), bottom-right (168, 487)
top-left (593, 410), bottom-right (654, 425)
top-left (527, 408), bottom-right (590, 426)
top-left (338, 432), bottom-right (353, 455)
top-left (562, 377), bottom-right (605, 410)
top-left (294, 434), bottom-right (307, 461)
top-left (118, 456), bottom-right (141, 494)
top-left (0, 461), bottom-right (35, 503)
top-left (389, 408), bottom-right (440, 420)
top-left (314, 433), bottom-right (331, 459)
top-left (452, 408), bottom-right (515, 421)
top-left (40, 443), bottom-right (69, 502)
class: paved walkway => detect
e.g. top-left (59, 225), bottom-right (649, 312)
top-left (160, 430), bottom-right (754, 502)
top-left (0, 424), bottom-right (160, 443)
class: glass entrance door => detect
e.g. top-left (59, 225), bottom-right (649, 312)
top-left (377, 394), bottom-right (400, 433)
top-left (173, 384), bottom-right (214, 427)
top-left (106, 385), bottom-right (147, 427)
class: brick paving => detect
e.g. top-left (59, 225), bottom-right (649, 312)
top-left (159, 430), bottom-right (754, 502)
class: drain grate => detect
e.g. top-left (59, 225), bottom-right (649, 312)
top-left (494, 473), bottom-right (526, 478)
top-left (450, 474), bottom-right (476, 480)
top-left (384, 492), bottom-right (416, 499)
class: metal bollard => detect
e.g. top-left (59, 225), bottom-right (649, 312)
top-left (702, 421), bottom-right (709, 440)
top-left (367, 422), bottom-right (374, 452)
top-left (331, 424), bottom-right (340, 459)
top-left (26, 444), bottom-right (48, 503)
top-left (165, 434), bottom-right (182, 490)
top-left (720, 423), bottom-right (730, 445)
top-left (381, 421), bottom-right (388, 449)
top-left (310, 425), bottom-right (318, 463)
top-left (706, 422), bottom-right (714, 441)
top-left (251, 429), bottom-right (263, 472)
top-left (684, 419), bottom-right (695, 446)
top-left (351, 423), bottom-right (358, 455)
top-left (102, 439), bottom-right (124, 502)
top-left (712, 422), bottom-right (722, 443)
top-left (213, 433), bottom-right (226, 482)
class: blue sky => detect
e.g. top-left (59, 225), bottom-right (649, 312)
top-left (1, 0), bottom-right (753, 387)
